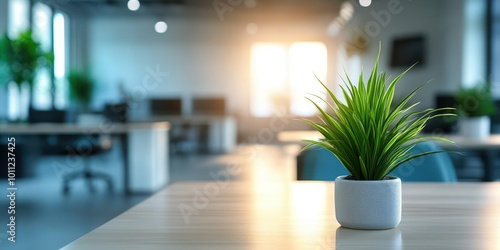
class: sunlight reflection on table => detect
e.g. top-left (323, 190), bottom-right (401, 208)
top-left (335, 227), bottom-right (402, 250)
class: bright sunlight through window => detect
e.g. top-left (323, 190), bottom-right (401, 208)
top-left (8, 0), bottom-right (29, 38)
top-left (251, 43), bottom-right (287, 117)
top-left (32, 2), bottom-right (52, 110)
top-left (251, 42), bottom-right (327, 117)
top-left (289, 42), bottom-right (327, 116)
top-left (53, 12), bottom-right (67, 109)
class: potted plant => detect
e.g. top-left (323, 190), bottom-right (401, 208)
top-left (454, 83), bottom-right (495, 139)
top-left (67, 70), bottom-right (94, 113)
top-left (303, 48), bottom-right (454, 230)
top-left (0, 30), bottom-right (52, 122)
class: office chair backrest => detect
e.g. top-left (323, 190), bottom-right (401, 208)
top-left (391, 142), bottom-right (457, 182)
top-left (297, 146), bottom-right (348, 181)
top-left (298, 142), bottom-right (457, 182)
top-left (28, 108), bottom-right (66, 123)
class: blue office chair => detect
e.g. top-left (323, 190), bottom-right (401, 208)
top-left (297, 142), bottom-right (457, 182)
top-left (391, 142), bottom-right (457, 182)
top-left (297, 146), bottom-right (348, 181)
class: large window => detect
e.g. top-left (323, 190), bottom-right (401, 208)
top-left (7, 0), bottom-right (30, 120)
top-left (250, 42), bottom-right (327, 117)
top-left (8, 0), bottom-right (29, 38)
top-left (53, 12), bottom-right (67, 109)
top-left (7, 0), bottom-right (68, 111)
top-left (32, 2), bottom-right (52, 110)
top-left (490, 0), bottom-right (500, 97)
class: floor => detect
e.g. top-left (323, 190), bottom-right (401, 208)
top-left (0, 142), bottom-right (493, 250)
top-left (0, 143), bottom-right (300, 250)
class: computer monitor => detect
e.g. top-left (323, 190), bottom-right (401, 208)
top-left (192, 98), bottom-right (226, 115)
top-left (423, 94), bottom-right (458, 133)
top-left (150, 98), bottom-right (182, 115)
top-left (435, 94), bottom-right (457, 110)
top-left (104, 103), bottom-right (129, 123)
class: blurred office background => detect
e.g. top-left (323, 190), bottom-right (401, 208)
top-left (0, 0), bottom-right (499, 249)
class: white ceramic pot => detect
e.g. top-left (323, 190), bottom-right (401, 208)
top-left (459, 116), bottom-right (490, 139)
top-left (335, 175), bottom-right (401, 230)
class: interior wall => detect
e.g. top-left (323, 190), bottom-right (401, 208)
top-left (86, 6), bottom-right (338, 139)
top-left (88, 16), bottom-right (251, 118)
top-left (82, 0), bottom-right (473, 139)
top-left (340, 0), bottom-right (465, 110)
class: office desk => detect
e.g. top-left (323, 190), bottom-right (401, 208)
top-left (436, 135), bottom-right (500, 181)
top-left (143, 115), bottom-right (237, 153)
top-left (62, 182), bottom-right (500, 249)
top-left (278, 131), bottom-right (500, 181)
top-left (0, 122), bottom-right (170, 193)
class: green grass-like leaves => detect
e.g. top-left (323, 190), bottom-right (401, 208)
top-left (304, 48), bottom-right (455, 180)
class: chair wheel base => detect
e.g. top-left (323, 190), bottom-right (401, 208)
top-left (62, 172), bottom-right (114, 195)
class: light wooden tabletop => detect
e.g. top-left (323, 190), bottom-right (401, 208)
top-left (62, 182), bottom-right (500, 250)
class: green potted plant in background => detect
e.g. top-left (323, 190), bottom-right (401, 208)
top-left (67, 70), bottom-right (94, 113)
top-left (455, 83), bottom-right (496, 139)
top-left (0, 30), bottom-right (52, 122)
top-left (303, 47), bottom-right (454, 230)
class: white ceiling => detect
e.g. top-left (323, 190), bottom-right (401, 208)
top-left (39, 0), bottom-right (342, 18)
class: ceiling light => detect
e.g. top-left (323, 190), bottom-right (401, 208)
top-left (359, 0), bottom-right (371, 7)
top-left (155, 21), bottom-right (168, 33)
top-left (128, 0), bottom-right (140, 11)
